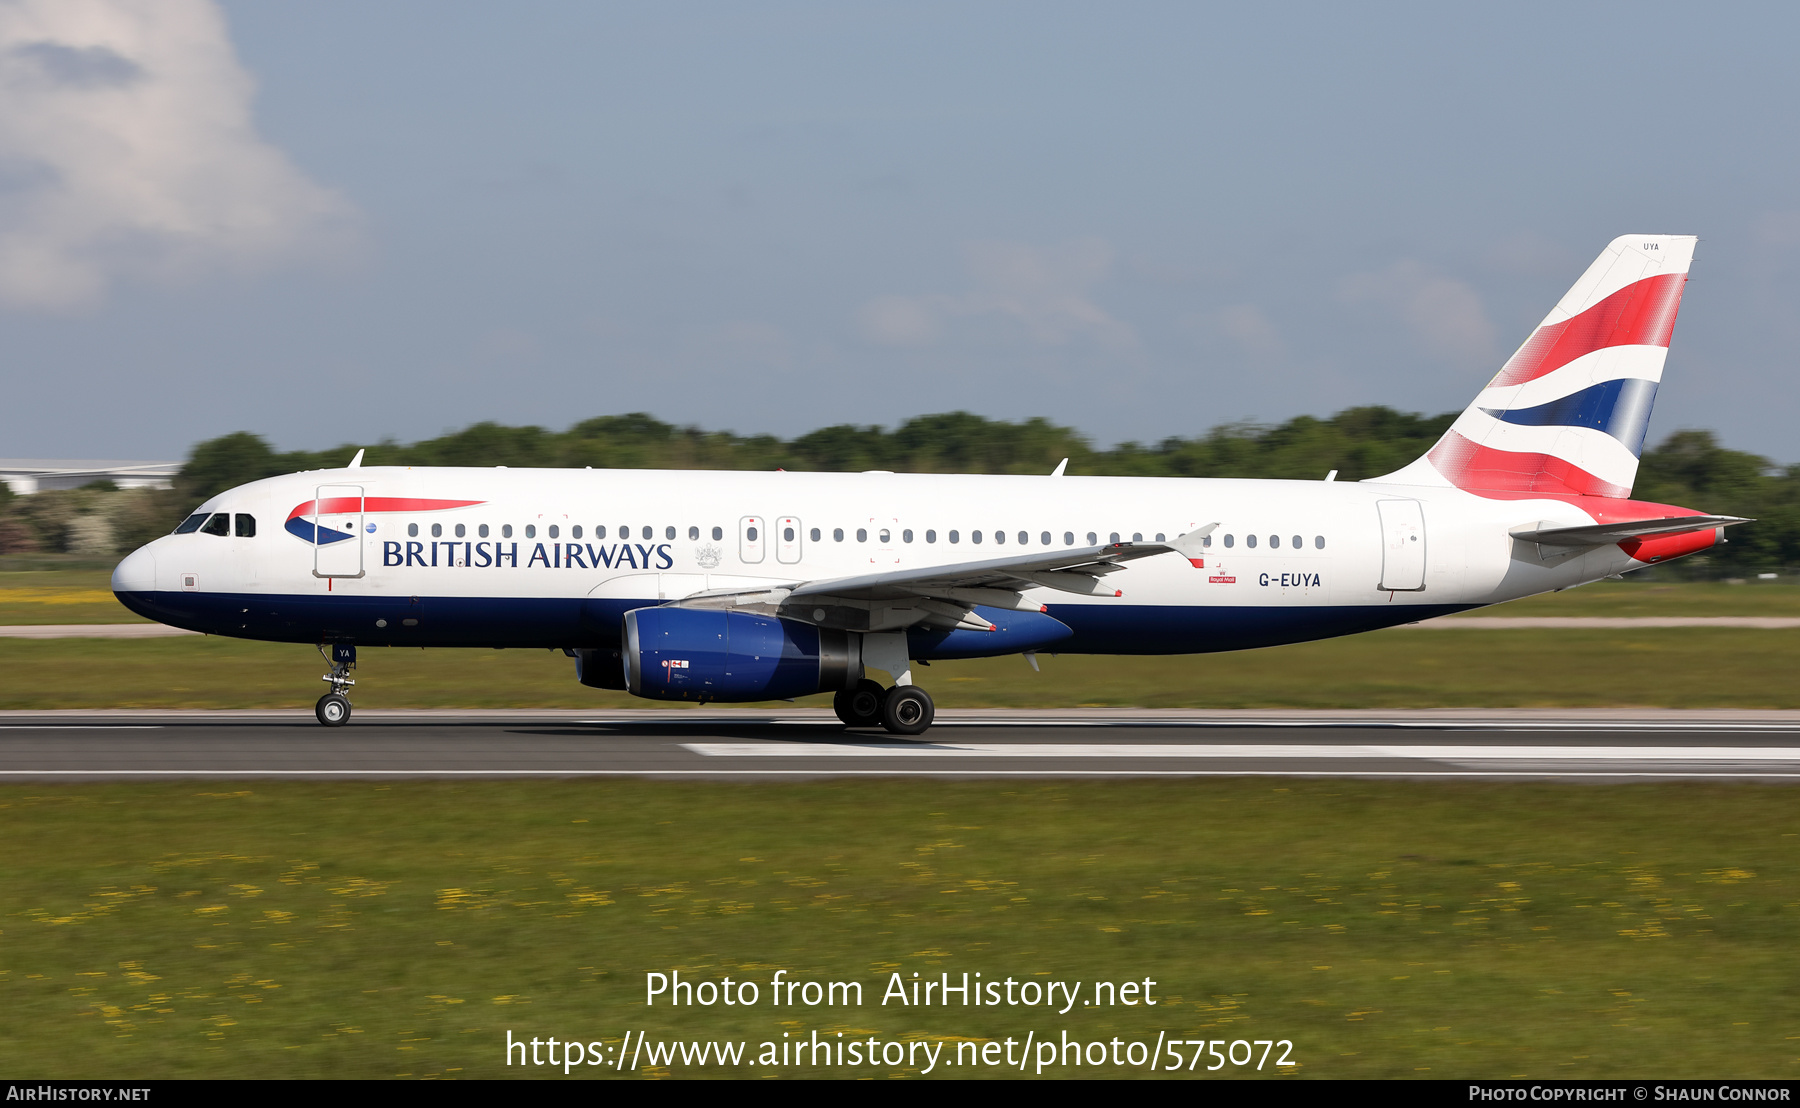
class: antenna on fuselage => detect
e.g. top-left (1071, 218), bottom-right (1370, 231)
top-left (1050, 458), bottom-right (1068, 477)
top-left (347, 449), bottom-right (365, 469)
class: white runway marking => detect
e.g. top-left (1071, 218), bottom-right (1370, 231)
top-left (685, 742), bottom-right (1800, 765)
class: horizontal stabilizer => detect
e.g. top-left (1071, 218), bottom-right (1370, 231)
top-left (1510, 515), bottom-right (1751, 547)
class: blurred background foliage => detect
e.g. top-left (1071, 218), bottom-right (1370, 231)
top-left (2, 408), bottom-right (1794, 574)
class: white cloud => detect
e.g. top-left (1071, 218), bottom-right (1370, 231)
top-left (1340, 259), bottom-right (1497, 369)
top-left (1211, 303), bottom-right (1284, 358)
top-left (0, 0), bottom-right (357, 310)
top-left (856, 237), bottom-right (1136, 349)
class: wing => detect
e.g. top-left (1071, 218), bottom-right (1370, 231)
top-left (673, 525), bottom-right (1217, 634)
top-left (1510, 515), bottom-right (1751, 547)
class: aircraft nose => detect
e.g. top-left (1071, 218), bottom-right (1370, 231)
top-left (112, 544), bottom-right (158, 595)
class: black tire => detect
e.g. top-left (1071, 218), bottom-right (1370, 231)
top-left (881, 685), bottom-right (935, 736)
top-left (833, 679), bottom-right (885, 727)
top-left (316, 693), bottom-right (352, 727)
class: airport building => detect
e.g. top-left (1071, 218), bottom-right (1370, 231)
top-left (0, 459), bottom-right (181, 495)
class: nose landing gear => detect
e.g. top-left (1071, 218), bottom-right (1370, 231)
top-left (316, 643), bottom-right (356, 727)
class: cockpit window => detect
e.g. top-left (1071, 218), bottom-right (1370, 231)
top-left (173, 513), bottom-right (208, 534)
top-left (235, 514), bottom-right (256, 538)
top-left (200, 513), bottom-right (230, 537)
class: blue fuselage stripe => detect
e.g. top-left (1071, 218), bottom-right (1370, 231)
top-left (113, 590), bottom-right (1475, 656)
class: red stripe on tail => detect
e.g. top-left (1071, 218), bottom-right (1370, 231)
top-left (1487, 272), bottom-right (1686, 389)
top-left (1428, 430), bottom-right (1630, 498)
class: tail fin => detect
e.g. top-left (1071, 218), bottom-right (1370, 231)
top-left (1376, 234), bottom-right (1696, 498)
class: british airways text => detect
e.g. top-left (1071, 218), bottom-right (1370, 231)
top-left (382, 541), bottom-right (676, 570)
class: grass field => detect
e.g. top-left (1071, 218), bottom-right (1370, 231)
top-left (2, 625), bottom-right (1796, 710)
top-left (2, 779), bottom-right (1795, 1079)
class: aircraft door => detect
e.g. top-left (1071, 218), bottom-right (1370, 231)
top-left (1377, 499), bottom-right (1426, 591)
top-left (739, 516), bottom-right (765, 564)
top-left (313, 484), bottom-right (365, 579)
top-left (775, 517), bottom-right (802, 564)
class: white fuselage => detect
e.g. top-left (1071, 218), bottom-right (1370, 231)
top-left (111, 465), bottom-right (1664, 656)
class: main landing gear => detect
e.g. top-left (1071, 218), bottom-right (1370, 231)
top-left (316, 643), bottom-right (356, 727)
top-left (834, 679), bottom-right (935, 736)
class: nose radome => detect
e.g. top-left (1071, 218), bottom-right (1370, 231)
top-left (112, 544), bottom-right (158, 595)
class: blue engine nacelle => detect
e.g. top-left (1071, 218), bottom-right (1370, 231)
top-left (623, 607), bottom-right (861, 702)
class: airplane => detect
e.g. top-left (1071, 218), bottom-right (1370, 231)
top-left (111, 234), bottom-right (1746, 734)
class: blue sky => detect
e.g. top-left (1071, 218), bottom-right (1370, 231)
top-left (4, 2), bottom-right (1798, 462)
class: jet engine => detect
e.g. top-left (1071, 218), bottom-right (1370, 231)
top-left (622, 607), bottom-right (862, 702)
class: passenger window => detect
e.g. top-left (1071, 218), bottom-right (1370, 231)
top-left (525, 525), bottom-right (537, 539)
top-left (1224, 534), bottom-right (1234, 548)
top-left (949, 530), bottom-right (960, 544)
top-left (1087, 532), bottom-right (1097, 545)
top-left (1132, 532), bottom-right (1142, 542)
top-left (665, 526), bottom-right (675, 540)
top-left (235, 514), bottom-right (256, 538)
top-left (502, 524), bottom-right (513, 538)
top-left (594, 525), bottom-right (605, 539)
top-left (408, 523), bottom-right (419, 537)
top-left (1064, 532), bottom-right (1074, 545)
top-left (1018, 531), bottom-right (1027, 545)
top-left (690, 526), bottom-right (700, 540)
top-left (1292, 535), bottom-right (1302, 549)
top-left (903, 529), bottom-right (913, 543)
top-left (1041, 532), bottom-right (1050, 545)
top-left (642, 526), bottom-right (653, 540)
top-left (201, 513), bottom-right (230, 537)
top-left (1246, 534), bottom-right (1258, 548)
top-left (879, 529), bottom-right (890, 543)
top-left (784, 525), bottom-right (796, 542)
top-left (1109, 532), bottom-right (1120, 544)
top-left (433, 523), bottom-right (443, 538)
top-left (747, 526), bottom-right (759, 542)
top-left (479, 524), bottom-right (490, 538)
top-left (712, 526), bottom-right (723, 541)
top-left (810, 527), bottom-right (821, 542)
top-left (1315, 535), bottom-right (1325, 549)
top-left (549, 525), bottom-right (559, 539)
top-left (1202, 535), bottom-right (1211, 548)
top-left (856, 528), bottom-right (867, 542)
top-left (620, 524), bottom-right (629, 538)
top-left (972, 531), bottom-right (983, 544)
top-left (1268, 534), bottom-right (1278, 549)
top-left (1155, 533), bottom-right (1165, 542)
top-left (455, 523), bottom-right (467, 538)
top-left (926, 530), bottom-right (937, 543)
top-left (174, 513), bottom-right (208, 534)
top-left (833, 528), bottom-right (844, 542)
top-left (572, 525), bottom-right (582, 539)
top-left (994, 531), bottom-right (1004, 544)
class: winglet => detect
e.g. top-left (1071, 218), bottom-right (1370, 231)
top-left (347, 449), bottom-right (365, 469)
top-left (1050, 458), bottom-right (1068, 477)
top-left (1168, 523), bottom-right (1219, 567)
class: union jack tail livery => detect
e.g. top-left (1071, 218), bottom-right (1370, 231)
top-left (1382, 235), bottom-right (1695, 499)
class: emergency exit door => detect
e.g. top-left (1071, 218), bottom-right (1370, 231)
top-left (1377, 499), bottom-right (1426, 591)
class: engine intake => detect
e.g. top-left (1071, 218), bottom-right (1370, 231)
top-left (623, 607), bottom-right (861, 702)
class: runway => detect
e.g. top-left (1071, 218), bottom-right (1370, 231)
top-left (3, 709), bottom-right (1800, 781)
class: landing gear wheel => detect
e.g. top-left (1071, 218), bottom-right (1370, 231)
top-left (881, 685), bottom-right (935, 736)
top-left (834, 679), bottom-right (886, 728)
top-left (316, 693), bottom-right (352, 727)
